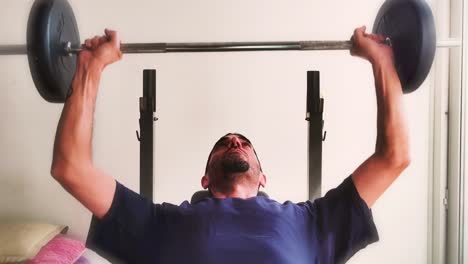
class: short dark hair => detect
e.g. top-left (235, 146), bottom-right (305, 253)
top-left (204, 133), bottom-right (263, 174)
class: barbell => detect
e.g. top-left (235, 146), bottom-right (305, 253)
top-left (0, 0), bottom-right (460, 103)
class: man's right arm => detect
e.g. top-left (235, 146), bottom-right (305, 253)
top-left (50, 30), bottom-right (122, 219)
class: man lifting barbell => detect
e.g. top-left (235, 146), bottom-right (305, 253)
top-left (50, 25), bottom-right (409, 263)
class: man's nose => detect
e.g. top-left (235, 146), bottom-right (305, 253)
top-left (228, 137), bottom-right (242, 148)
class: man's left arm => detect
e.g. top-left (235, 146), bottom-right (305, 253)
top-left (350, 27), bottom-right (411, 208)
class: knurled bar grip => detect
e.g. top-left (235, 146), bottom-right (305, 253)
top-left (68, 40), bottom-right (354, 53)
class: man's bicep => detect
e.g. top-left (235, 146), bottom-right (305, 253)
top-left (58, 166), bottom-right (116, 219)
top-left (352, 154), bottom-right (407, 208)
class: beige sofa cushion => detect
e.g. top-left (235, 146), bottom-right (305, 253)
top-left (0, 222), bottom-right (67, 263)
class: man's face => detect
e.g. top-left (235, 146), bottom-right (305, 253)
top-left (202, 134), bottom-right (266, 193)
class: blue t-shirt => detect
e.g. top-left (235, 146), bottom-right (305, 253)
top-left (88, 176), bottom-right (378, 264)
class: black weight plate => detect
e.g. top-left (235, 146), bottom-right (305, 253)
top-left (373, 0), bottom-right (436, 93)
top-left (27, 0), bottom-right (80, 103)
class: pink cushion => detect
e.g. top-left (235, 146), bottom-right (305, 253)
top-left (27, 235), bottom-right (85, 264)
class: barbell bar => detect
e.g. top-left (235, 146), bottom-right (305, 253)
top-left (0, 41), bottom-right (356, 55)
top-left (0, 38), bottom-right (460, 56)
top-left (0, 0), bottom-right (459, 102)
top-left (0, 37), bottom-right (460, 56)
top-left (73, 39), bottom-right (461, 53)
top-left (0, 45), bottom-right (28, 55)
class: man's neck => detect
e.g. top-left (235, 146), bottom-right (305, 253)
top-left (210, 184), bottom-right (258, 199)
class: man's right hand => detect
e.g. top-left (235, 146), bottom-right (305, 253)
top-left (350, 26), bottom-right (394, 66)
top-left (78, 29), bottom-right (122, 70)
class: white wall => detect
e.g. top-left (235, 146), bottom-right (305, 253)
top-left (0, 0), bottom-right (433, 263)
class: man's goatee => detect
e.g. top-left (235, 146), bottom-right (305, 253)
top-left (222, 154), bottom-right (249, 174)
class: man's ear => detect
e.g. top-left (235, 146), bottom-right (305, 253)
top-left (201, 175), bottom-right (209, 189)
top-left (259, 173), bottom-right (267, 188)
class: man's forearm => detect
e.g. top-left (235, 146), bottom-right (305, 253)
top-left (51, 62), bottom-right (103, 178)
top-left (373, 59), bottom-right (410, 165)
top-left (49, 31), bottom-right (120, 218)
top-left (350, 27), bottom-right (411, 207)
